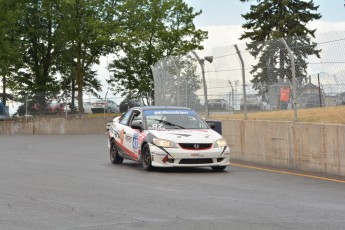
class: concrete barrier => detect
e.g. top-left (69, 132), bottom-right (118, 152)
top-left (221, 120), bottom-right (345, 177)
top-left (0, 121), bottom-right (34, 135)
top-left (0, 117), bottom-right (111, 135)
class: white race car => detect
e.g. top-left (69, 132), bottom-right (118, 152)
top-left (107, 106), bottom-right (230, 171)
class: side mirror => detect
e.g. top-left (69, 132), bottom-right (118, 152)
top-left (131, 124), bottom-right (143, 132)
top-left (207, 122), bottom-right (216, 129)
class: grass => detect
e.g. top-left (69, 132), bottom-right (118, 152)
top-left (86, 106), bottom-right (345, 124)
top-left (87, 112), bottom-right (120, 119)
top-left (208, 106), bottom-right (345, 124)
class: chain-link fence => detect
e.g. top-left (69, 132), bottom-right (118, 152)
top-left (9, 92), bottom-right (125, 119)
top-left (152, 32), bottom-right (345, 121)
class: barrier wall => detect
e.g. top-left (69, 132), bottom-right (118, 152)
top-left (221, 120), bottom-right (345, 177)
top-left (1, 117), bottom-right (344, 177)
top-left (0, 117), bottom-right (111, 135)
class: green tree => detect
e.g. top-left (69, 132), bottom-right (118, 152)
top-left (58, 0), bottom-right (115, 113)
top-left (240, 0), bottom-right (321, 93)
top-left (3, 0), bottom-right (114, 114)
top-left (108, 0), bottom-right (207, 104)
top-left (0, 0), bottom-right (22, 105)
top-left (10, 0), bottom-right (64, 108)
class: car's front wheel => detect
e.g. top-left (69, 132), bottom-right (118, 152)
top-left (141, 144), bottom-right (153, 171)
top-left (211, 166), bottom-right (226, 172)
top-left (110, 139), bottom-right (123, 164)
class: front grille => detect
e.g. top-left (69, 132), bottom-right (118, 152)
top-left (179, 158), bottom-right (213, 164)
top-left (179, 143), bottom-right (212, 150)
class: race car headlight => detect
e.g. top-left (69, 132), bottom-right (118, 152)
top-left (153, 138), bottom-right (177, 148)
top-left (213, 138), bottom-right (227, 148)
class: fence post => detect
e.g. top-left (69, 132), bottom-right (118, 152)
top-left (171, 56), bottom-right (181, 106)
top-left (25, 94), bottom-right (29, 122)
top-left (234, 45), bottom-right (247, 120)
top-left (317, 73), bottom-right (322, 108)
top-left (192, 51), bottom-right (209, 118)
top-left (280, 38), bottom-right (298, 122)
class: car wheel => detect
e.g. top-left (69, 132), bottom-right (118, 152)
top-left (211, 166), bottom-right (226, 172)
top-left (141, 144), bottom-right (153, 171)
top-left (110, 139), bottom-right (123, 164)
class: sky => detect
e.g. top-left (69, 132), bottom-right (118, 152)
top-left (184, 0), bottom-right (345, 49)
top-left (185, 0), bottom-right (345, 27)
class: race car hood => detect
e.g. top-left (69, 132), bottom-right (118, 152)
top-left (147, 129), bottom-right (223, 144)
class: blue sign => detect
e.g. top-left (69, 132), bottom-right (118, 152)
top-left (144, 109), bottom-right (197, 116)
top-left (132, 132), bottom-right (139, 150)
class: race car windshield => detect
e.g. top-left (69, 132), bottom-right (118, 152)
top-left (144, 110), bottom-right (209, 130)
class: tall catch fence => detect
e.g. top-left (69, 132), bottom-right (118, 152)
top-left (8, 92), bottom-right (124, 119)
top-left (151, 32), bottom-right (345, 122)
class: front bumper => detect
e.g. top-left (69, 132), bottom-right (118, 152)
top-left (149, 144), bottom-right (230, 168)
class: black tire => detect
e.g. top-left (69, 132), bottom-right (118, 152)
top-left (211, 166), bottom-right (226, 172)
top-left (110, 139), bottom-right (123, 164)
top-left (141, 144), bottom-right (153, 171)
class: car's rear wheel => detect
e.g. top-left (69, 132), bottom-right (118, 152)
top-left (211, 166), bottom-right (226, 172)
top-left (142, 144), bottom-right (153, 171)
top-left (110, 139), bottom-right (123, 164)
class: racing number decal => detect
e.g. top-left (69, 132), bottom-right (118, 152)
top-left (152, 123), bottom-right (164, 130)
top-left (132, 132), bottom-right (139, 151)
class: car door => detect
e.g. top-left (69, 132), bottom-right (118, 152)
top-left (116, 109), bottom-right (141, 161)
top-left (121, 110), bottom-right (142, 161)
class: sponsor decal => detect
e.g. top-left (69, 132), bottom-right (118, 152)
top-left (132, 132), bottom-right (139, 151)
top-left (144, 110), bottom-right (197, 116)
top-left (191, 153), bottom-right (204, 157)
top-left (139, 133), bottom-right (146, 143)
top-left (125, 135), bottom-right (132, 142)
top-left (120, 129), bottom-right (125, 144)
top-left (170, 133), bottom-right (192, 137)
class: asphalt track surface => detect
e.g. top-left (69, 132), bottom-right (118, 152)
top-left (1, 134), bottom-right (345, 230)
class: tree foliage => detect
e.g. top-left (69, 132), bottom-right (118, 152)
top-left (57, 0), bottom-right (115, 113)
top-left (240, 0), bottom-right (321, 93)
top-left (12, 0), bottom-right (63, 105)
top-left (0, 0), bottom-right (22, 105)
top-left (107, 0), bottom-right (207, 104)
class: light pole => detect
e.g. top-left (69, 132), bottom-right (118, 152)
top-left (192, 51), bottom-right (213, 118)
top-left (104, 87), bottom-right (109, 116)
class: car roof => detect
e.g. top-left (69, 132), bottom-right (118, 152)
top-left (131, 106), bottom-right (192, 111)
top-left (95, 99), bottom-right (113, 102)
top-left (209, 99), bottom-right (224, 101)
